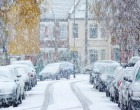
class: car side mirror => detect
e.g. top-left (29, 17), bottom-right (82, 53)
top-left (124, 77), bottom-right (132, 82)
top-left (15, 79), bottom-right (19, 82)
top-left (124, 77), bottom-right (128, 81)
top-left (17, 75), bottom-right (21, 78)
top-left (128, 79), bottom-right (132, 83)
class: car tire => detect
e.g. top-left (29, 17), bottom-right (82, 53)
top-left (110, 95), bottom-right (114, 102)
top-left (18, 95), bottom-right (22, 104)
top-left (12, 99), bottom-right (18, 107)
top-left (56, 76), bottom-right (60, 80)
top-left (128, 99), bottom-right (132, 110)
top-left (22, 92), bottom-right (26, 100)
top-left (106, 91), bottom-right (110, 97)
top-left (3, 103), bottom-right (10, 108)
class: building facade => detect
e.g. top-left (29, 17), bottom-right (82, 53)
top-left (40, 0), bottom-right (74, 65)
top-left (40, 20), bottom-right (70, 65)
top-left (68, 0), bottom-right (112, 67)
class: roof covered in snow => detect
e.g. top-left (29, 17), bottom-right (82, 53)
top-left (40, 0), bottom-right (75, 20)
top-left (69, 0), bottom-right (94, 19)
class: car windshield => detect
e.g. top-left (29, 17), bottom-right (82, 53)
top-left (135, 67), bottom-right (140, 81)
top-left (129, 57), bottom-right (140, 64)
top-left (93, 63), bottom-right (104, 72)
top-left (100, 65), bottom-right (118, 74)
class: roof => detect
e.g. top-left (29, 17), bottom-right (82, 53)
top-left (69, 0), bottom-right (93, 19)
top-left (41, 0), bottom-right (75, 20)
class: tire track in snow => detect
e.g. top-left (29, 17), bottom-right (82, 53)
top-left (41, 82), bottom-right (55, 110)
top-left (70, 80), bottom-right (92, 110)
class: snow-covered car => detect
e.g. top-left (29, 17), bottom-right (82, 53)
top-left (11, 60), bottom-right (37, 86)
top-left (8, 65), bottom-right (32, 91)
top-left (0, 66), bottom-right (21, 107)
top-left (118, 68), bottom-right (134, 109)
top-left (39, 62), bottom-right (73, 80)
top-left (106, 66), bottom-right (122, 97)
top-left (123, 56), bottom-right (140, 68)
top-left (94, 61), bottom-right (120, 92)
top-left (58, 62), bottom-right (74, 79)
top-left (90, 60), bottom-right (119, 85)
top-left (23, 65), bottom-right (36, 87)
top-left (109, 68), bottom-right (132, 103)
top-left (119, 61), bottom-right (140, 110)
top-left (39, 63), bottom-right (61, 80)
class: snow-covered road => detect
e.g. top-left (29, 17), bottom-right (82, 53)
top-left (1, 74), bottom-right (120, 110)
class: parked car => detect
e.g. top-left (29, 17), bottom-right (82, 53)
top-left (7, 65), bottom-right (31, 91)
top-left (89, 60), bottom-right (118, 89)
top-left (119, 61), bottom-right (140, 110)
top-left (118, 68), bottom-right (134, 109)
top-left (11, 60), bottom-right (37, 86)
top-left (106, 66), bottom-right (122, 97)
top-left (123, 56), bottom-right (140, 68)
top-left (94, 61), bottom-right (120, 92)
top-left (109, 68), bottom-right (132, 103)
top-left (39, 63), bottom-right (61, 80)
top-left (90, 60), bottom-right (119, 85)
top-left (39, 62), bottom-right (73, 80)
top-left (0, 66), bottom-right (21, 107)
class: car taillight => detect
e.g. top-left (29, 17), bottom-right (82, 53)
top-left (117, 81), bottom-right (122, 87)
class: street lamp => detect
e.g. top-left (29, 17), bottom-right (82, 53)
top-left (85, 0), bottom-right (88, 66)
top-left (73, 0), bottom-right (76, 78)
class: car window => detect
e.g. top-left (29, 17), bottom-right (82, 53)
top-left (100, 65), bottom-right (118, 74)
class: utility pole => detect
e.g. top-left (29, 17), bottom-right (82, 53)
top-left (85, 0), bottom-right (88, 66)
top-left (73, 0), bottom-right (76, 78)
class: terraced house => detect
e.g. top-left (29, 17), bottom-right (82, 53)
top-left (68, 0), bottom-right (112, 67)
top-left (40, 0), bottom-right (112, 67)
top-left (40, 0), bottom-right (74, 65)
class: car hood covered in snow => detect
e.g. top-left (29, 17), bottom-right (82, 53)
top-left (130, 82), bottom-right (140, 92)
top-left (0, 81), bottom-right (16, 94)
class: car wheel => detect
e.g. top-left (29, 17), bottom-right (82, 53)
top-left (18, 95), bottom-right (22, 104)
top-left (56, 76), bottom-right (60, 80)
top-left (12, 99), bottom-right (18, 107)
top-left (128, 99), bottom-right (132, 110)
top-left (66, 75), bottom-right (70, 79)
top-left (22, 92), bottom-right (26, 100)
top-left (3, 103), bottom-right (10, 108)
top-left (120, 102), bottom-right (124, 110)
top-left (106, 91), bottom-right (110, 97)
top-left (110, 95), bottom-right (114, 102)
top-left (99, 86), bottom-right (103, 92)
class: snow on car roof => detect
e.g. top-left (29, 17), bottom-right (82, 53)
top-left (41, 63), bottom-right (60, 74)
top-left (128, 56), bottom-right (140, 64)
top-left (0, 66), bottom-right (15, 80)
top-left (12, 60), bottom-right (34, 67)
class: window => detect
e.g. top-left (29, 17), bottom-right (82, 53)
top-left (89, 24), bottom-right (97, 38)
top-left (48, 51), bottom-right (53, 62)
top-left (89, 50), bottom-right (98, 63)
top-left (45, 25), bottom-right (53, 40)
top-left (101, 28), bottom-right (105, 38)
top-left (59, 24), bottom-right (67, 39)
top-left (101, 49), bottom-right (106, 60)
top-left (73, 23), bottom-right (78, 38)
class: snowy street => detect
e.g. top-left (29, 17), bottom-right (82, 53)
top-left (1, 74), bottom-right (120, 110)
